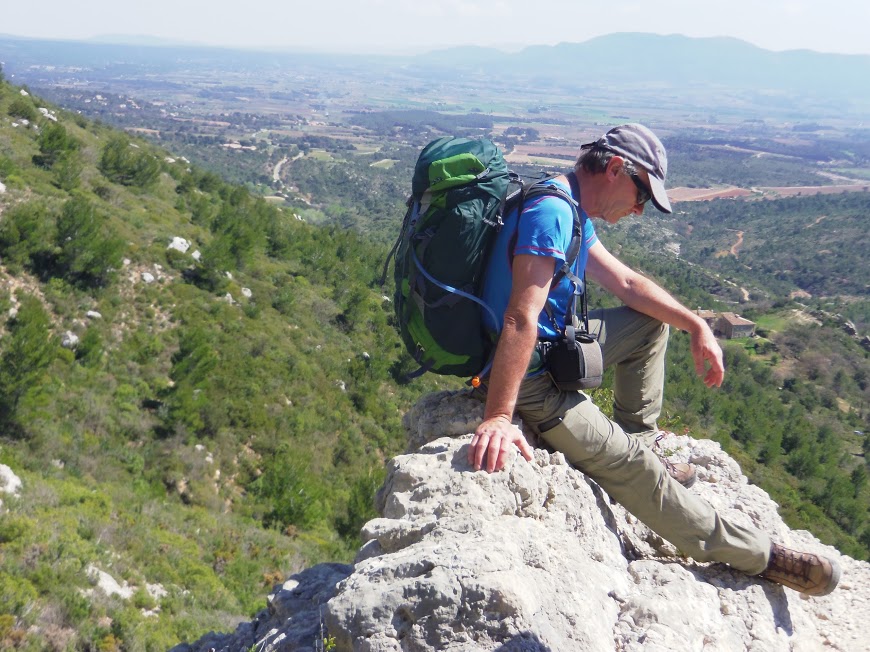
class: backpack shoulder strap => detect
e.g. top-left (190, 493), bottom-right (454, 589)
top-left (523, 172), bottom-right (590, 335)
top-left (518, 174), bottom-right (584, 289)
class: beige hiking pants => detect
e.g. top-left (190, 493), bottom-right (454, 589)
top-left (483, 306), bottom-right (771, 573)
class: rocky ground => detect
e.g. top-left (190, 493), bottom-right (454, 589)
top-left (174, 390), bottom-right (870, 652)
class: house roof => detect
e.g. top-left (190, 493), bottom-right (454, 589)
top-left (719, 312), bottom-right (755, 327)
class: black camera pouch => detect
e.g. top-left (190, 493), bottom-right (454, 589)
top-left (545, 325), bottom-right (603, 391)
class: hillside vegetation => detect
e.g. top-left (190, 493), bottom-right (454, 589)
top-left (0, 79), bottom-right (453, 650)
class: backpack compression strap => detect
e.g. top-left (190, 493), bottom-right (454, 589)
top-left (522, 174), bottom-right (588, 334)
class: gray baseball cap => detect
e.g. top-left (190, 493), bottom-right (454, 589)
top-left (584, 123), bottom-right (672, 214)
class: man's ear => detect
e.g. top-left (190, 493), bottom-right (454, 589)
top-left (605, 155), bottom-right (625, 181)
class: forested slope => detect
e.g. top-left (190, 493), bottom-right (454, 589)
top-left (0, 80), bottom-right (451, 650)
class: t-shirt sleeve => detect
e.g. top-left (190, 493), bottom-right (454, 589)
top-left (583, 213), bottom-right (598, 251)
top-left (513, 194), bottom-right (575, 262)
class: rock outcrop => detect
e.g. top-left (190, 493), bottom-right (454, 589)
top-left (175, 391), bottom-right (870, 652)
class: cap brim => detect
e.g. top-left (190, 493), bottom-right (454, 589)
top-left (648, 175), bottom-right (672, 214)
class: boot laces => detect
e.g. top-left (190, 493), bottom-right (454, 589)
top-left (770, 547), bottom-right (813, 582)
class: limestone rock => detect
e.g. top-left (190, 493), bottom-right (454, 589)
top-left (61, 331), bottom-right (79, 349)
top-left (176, 391), bottom-right (870, 652)
top-left (38, 107), bottom-right (58, 122)
top-left (168, 236), bottom-right (191, 253)
top-left (86, 565), bottom-right (134, 600)
top-left (0, 464), bottom-right (22, 496)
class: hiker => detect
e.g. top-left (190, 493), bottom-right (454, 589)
top-left (467, 123), bottom-right (841, 597)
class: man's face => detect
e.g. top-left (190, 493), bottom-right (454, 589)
top-left (600, 162), bottom-right (653, 224)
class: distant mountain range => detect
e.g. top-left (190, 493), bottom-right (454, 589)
top-left (415, 34), bottom-right (870, 103)
top-left (2, 31), bottom-right (869, 111)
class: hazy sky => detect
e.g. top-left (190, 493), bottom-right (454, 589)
top-left (2, 0), bottom-right (869, 56)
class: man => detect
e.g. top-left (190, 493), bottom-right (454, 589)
top-left (467, 123), bottom-right (840, 597)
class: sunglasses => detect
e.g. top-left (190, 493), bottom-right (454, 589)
top-left (628, 172), bottom-right (652, 206)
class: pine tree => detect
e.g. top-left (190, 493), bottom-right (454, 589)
top-left (0, 295), bottom-right (57, 428)
top-left (56, 196), bottom-right (124, 286)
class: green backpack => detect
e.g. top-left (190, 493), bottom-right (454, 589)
top-left (385, 136), bottom-right (581, 381)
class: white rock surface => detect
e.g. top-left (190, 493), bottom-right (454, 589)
top-left (174, 391), bottom-right (870, 652)
top-left (38, 107), bottom-right (58, 122)
top-left (0, 464), bottom-right (22, 496)
top-left (61, 331), bottom-right (79, 349)
top-left (0, 180), bottom-right (6, 194)
top-left (86, 310), bottom-right (102, 320)
top-left (147, 583), bottom-right (168, 600)
top-left (241, 287), bottom-right (252, 299)
top-left (168, 237), bottom-right (191, 253)
top-left (141, 272), bottom-right (155, 284)
top-left (86, 565), bottom-right (135, 600)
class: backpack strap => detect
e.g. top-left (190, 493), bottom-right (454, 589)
top-left (379, 195), bottom-right (414, 287)
top-left (520, 173), bottom-right (589, 336)
top-left (566, 171), bottom-right (591, 333)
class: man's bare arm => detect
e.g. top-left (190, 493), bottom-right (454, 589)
top-left (468, 254), bottom-right (555, 472)
top-left (585, 241), bottom-right (724, 387)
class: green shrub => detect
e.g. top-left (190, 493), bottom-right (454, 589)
top-left (55, 196), bottom-right (125, 286)
top-left (0, 515), bottom-right (35, 543)
top-left (0, 201), bottom-right (56, 274)
top-left (98, 135), bottom-right (161, 187)
top-left (0, 154), bottom-right (17, 177)
top-left (7, 96), bottom-right (37, 121)
top-left (52, 150), bottom-right (84, 190)
top-left (249, 447), bottom-right (328, 531)
top-left (33, 122), bottom-right (80, 169)
top-left (0, 295), bottom-right (57, 428)
top-left (0, 573), bottom-right (38, 616)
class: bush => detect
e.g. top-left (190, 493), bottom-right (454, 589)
top-left (0, 573), bottom-right (38, 616)
top-left (98, 135), bottom-right (161, 187)
top-left (7, 96), bottom-right (37, 121)
top-left (55, 196), bottom-right (125, 286)
top-left (249, 447), bottom-right (328, 530)
top-left (52, 151), bottom-right (83, 191)
top-left (33, 122), bottom-right (80, 169)
top-left (0, 201), bottom-right (56, 274)
top-left (0, 295), bottom-right (57, 427)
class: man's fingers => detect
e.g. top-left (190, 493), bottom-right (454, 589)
top-left (471, 423), bottom-right (535, 473)
top-left (706, 366), bottom-right (724, 388)
top-left (495, 440), bottom-right (512, 472)
top-left (473, 433), bottom-right (490, 470)
top-left (486, 435), bottom-right (504, 473)
top-left (467, 434), bottom-right (479, 465)
top-left (517, 436), bottom-right (534, 461)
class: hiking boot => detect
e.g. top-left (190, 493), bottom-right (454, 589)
top-left (653, 432), bottom-right (697, 488)
top-left (760, 543), bottom-right (841, 596)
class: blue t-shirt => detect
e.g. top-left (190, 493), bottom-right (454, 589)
top-left (481, 177), bottom-right (598, 340)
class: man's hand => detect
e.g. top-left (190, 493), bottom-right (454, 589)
top-left (468, 416), bottom-right (534, 473)
top-left (690, 325), bottom-right (725, 388)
